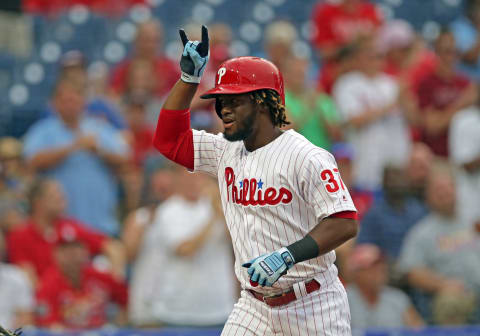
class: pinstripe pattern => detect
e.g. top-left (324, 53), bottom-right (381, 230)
top-left (193, 129), bottom-right (356, 335)
top-left (222, 277), bottom-right (351, 336)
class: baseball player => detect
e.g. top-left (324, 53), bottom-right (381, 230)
top-left (153, 25), bottom-right (358, 335)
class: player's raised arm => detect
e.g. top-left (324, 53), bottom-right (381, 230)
top-left (153, 26), bottom-right (209, 169)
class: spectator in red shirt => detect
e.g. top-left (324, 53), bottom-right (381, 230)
top-left (7, 178), bottom-right (126, 287)
top-left (109, 19), bottom-right (179, 100)
top-left (311, 0), bottom-right (383, 93)
top-left (35, 231), bottom-right (128, 329)
top-left (415, 29), bottom-right (478, 157)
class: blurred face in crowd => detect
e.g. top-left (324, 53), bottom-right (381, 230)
top-left (0, 138), bottom-right (23, 179)
top-left (56, 243), bottom-right (89, 279)
top-left (383, 166), bottom-right (409, 203)
top-left (407, 143), bottom-right (433, 187)
top-left (210, 23), bottom-right (232, 62)
top-left (176, 169), bottom-right (207, 203)
top-left (54, 81), bottom-right (86, 126)
top-left (126, 103), bottom-right (147, 131)
top-left (149, 167), bottom-right (177, 203)
top-left (127, 60), bottom-right (156, 95)
top-left (426, 167), bottom-right (456, 217)
top-left (284, 57), bottom-right (308, 91)
top-left (355, 38), bottom-right (385, 76)
top-left (135, 21), bottom-right (162, 58)
top-left (34, 180), bottom-right (67, 218)
top-left (354, 258), bottom-right (387, 294)
top-left (435, 32), bottom-right (457, 70)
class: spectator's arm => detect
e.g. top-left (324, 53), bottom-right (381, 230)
top-left (423, 83), bottom-right (477, 135)
top-left (96, 149), bottom-right (129, 170)
top-left (101, 239), bottom-right (127, 280)
top-left (27, 144), bottom-right (77, 171)
top-left (407, 267), bottom-right (464, 293)
top-left (175, 217), bottom-right (215, 257)
top-left (347, 101), bottom-right (397, 129)
top-left (403, 305), bottom-right (425, 328)
top-left (121, 211), bottom-right (150, 262)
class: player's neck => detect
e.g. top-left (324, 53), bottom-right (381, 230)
top-left (244, 126), bottom-right (283, 152)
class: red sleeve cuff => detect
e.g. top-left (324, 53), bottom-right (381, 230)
top-left (328, 211), bottom-right (358, 220)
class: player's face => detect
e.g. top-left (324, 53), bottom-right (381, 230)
top-left (217, 94), bottom-right (258, 142)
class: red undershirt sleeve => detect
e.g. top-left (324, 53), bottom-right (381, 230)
top-left (328, 211), bottom-right (358, 220)
top-left (152, 108), bottom-right (194, 170)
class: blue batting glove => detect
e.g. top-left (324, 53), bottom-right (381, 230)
top-left (242, 247), bottom-right (295, 287)
top-left (178, 25), bottom-right (209, 83)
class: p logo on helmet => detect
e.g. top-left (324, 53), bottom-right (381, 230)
top-left (217, 67), bottom-right (227, 84)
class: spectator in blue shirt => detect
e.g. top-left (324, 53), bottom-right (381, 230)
top-left (23, 77), bottom-right (130, 236)
top-left (40, 51), bottom-right (128, 131)
top-left (357, 165), bottom-right (428, 263)
top-left (451, 0), bottom-right (480, 79)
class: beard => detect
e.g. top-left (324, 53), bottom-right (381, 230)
top-left (223, 109), bottom-right (257, 142)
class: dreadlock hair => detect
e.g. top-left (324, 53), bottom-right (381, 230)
top-left (250, 89), bottom-right (290, 128)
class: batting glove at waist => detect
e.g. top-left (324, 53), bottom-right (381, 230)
top-left (242, 247), bottom-right (295, 287)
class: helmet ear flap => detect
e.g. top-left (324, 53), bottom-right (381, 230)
top-left (215, 98), bottom-right (222, 118)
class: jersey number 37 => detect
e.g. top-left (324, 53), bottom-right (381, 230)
top-left (320, 168), bottom-right (345, 193)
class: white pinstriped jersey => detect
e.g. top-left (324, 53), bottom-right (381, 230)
top-left (193, 129), bottom-right (356, 295)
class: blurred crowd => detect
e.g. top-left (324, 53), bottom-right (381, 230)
top-left (0, 0), bottom-right (479, 332)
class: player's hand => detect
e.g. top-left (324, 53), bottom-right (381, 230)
top-left (242, 247), bottom-right (295, 287)
top-left (179, 25), bottom-right (209, 84)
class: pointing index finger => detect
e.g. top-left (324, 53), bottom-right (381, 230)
top-left (179, 29), bottom-right (188, 46)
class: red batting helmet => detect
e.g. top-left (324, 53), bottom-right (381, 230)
top-left (200, 56), bottom-right (285, 107)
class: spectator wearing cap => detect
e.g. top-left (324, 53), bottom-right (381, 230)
top-left (415, 29), bottom-right (477, 157)
top-left (35, 227), bottom-right (128, 329)
top-left (41, 51), bottom-right (128, 131)
top-left (284, 56), bottom-right (342, 151)
top-left (398, 160), bottom-right (480, 323)
top-left (451, 0), bottom-right (480, 80)
top-left (0, 230), bottom-right (34, 330)
top-left (357, 165), bottom-right (428, 266)
top-left (7, 179), bottom-right (126, 287)
top-left (311, 0), bottom-right (383, 93)
top-left (109, 19), bottom-right (179, 100)
top-left (23, 75), bottom-right (130, 235)
top-left (333, 36), bottom-right (411, 192)
top-left (347, 244), bottom-right (424, 329)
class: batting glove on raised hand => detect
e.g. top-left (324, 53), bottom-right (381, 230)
top-left (242, 247), bottom-right (295, 287)
top-left (179, 25), bottom-right (209, 84)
